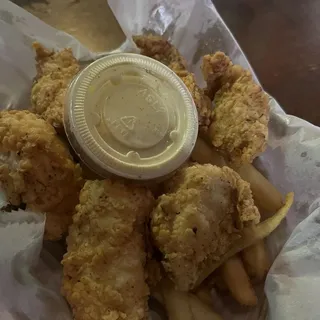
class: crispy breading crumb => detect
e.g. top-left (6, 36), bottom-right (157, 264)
top-left (31, 42), bottom-right (80, 130)
top-left (202, 53), bottom-right (270, 165)
top-left (0, 110), bottom-right (83, 240)
top-left (62, 180), bottom-right (155, 320)
top-left (151, 164), bottom-right (260, 291)
top-left (201, 52), bottom-right (243, 99)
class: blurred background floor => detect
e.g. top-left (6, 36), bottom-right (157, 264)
top-left (12, 0), bottom-right (125, 51)
top-left (13, 0), bottom-right (320, 126)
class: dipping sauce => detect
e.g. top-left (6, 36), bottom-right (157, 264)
top-left (64, 53), bottom-right (198, 180)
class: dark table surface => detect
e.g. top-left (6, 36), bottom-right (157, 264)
top-left (15, 0), bottom-right (320, 126)
top-left (213, 0), bottom-right (320, 126)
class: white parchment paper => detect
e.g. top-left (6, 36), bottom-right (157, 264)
top-left (0, 210), bottom-right (71, 320)
top-left (0, 0), bottom-right (319, 319)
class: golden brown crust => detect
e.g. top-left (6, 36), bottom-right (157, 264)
top-left (202, 52), bottom-right (270, 165)
top-left (0, 110), bottom-right (82, 240)
top-left (31, 42), bottom-right (80, 130)
top-left (133, 35), bottom-right (187, 74)
top-left (201, 52), bottom-right (243, 99)
top-left (151, 164), bottom-right (259, 291)
top-left (180, 74), bottom-right (213, 131)
top-left (62, 180), bottom-right (155, 320)
top-left (133, 35), bottom-right (213, 131)
top-left (210, 75), bottom-right (270, 165)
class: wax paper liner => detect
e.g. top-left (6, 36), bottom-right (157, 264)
top-left (0, 0), bottom-right (319, 319)
top-left (107, 1), bottom-right (320, 317)
top-left (0, 208), bottom-right (72, 320)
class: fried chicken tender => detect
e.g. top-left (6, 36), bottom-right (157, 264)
top-left (31, 42), bottom-right (80, 131)
top-left (202, 52), bottom-right (270, 165)
top-left (0, 110), bottom-right (82, 240)
top-left (133, 34), bottom-right (187, 74)
top-left (151, 164), bottom-right (260, 291)
top-left (180, 73), bottom-right (213, 131)
top-left (62, 180), bottom-right (155, 320)
top-left (133, 35), bottom-right (212, 130)
top-left (201, 52), bottom-right (243, 100)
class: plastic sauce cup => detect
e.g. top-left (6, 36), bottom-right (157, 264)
top-left (64, 53), bottom-right (198, 180)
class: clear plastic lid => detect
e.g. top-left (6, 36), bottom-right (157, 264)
top-left (64, 53), bottom-right (198, 180)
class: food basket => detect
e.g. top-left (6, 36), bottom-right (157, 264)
top-left (0, 1), bottom-right (319, 319)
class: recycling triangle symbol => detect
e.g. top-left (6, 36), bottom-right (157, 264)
top-left (120, 116), bottom-right (136, 130)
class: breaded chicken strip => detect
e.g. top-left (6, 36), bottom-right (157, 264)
top-left (201, 52), bottom-right (244, 100)
top-left (0, 110), bottom-right (82, 240)
top-left (62, 180), bottom-right (155, 320)
top-left (133, 35), bottom-right (212, 131)
top-left (133, 34), bottom-right (187, 75)
top-left (202, 53), bottom-right (270, 165)
top-left (31, 42), bottom-right (80, 131)
top-left (151, 164), bottom-right (259, 291)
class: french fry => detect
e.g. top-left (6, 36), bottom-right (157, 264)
top-left (194, 284), bottom-right (213, 307)
top-left (234, 163), bottom-right (283, 215)
top-left (188, 293), bottom-right (223, 320)
top-left (220, 255), bottom-right (258, 306)
top-left (191, 137), bottom-right (226, 167)
top-left (229, 162), bottom-right (280, 282)
top-left (195, 192), bottom-right (294, 287)
top-left (161, 279), bottom-right (193, 320)
top-left (241, 239), bottom-right (271, 283)
top-left (161, 278), bottom-right (223, 320)
top-left (191, 137), bottom-right (284, 215)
